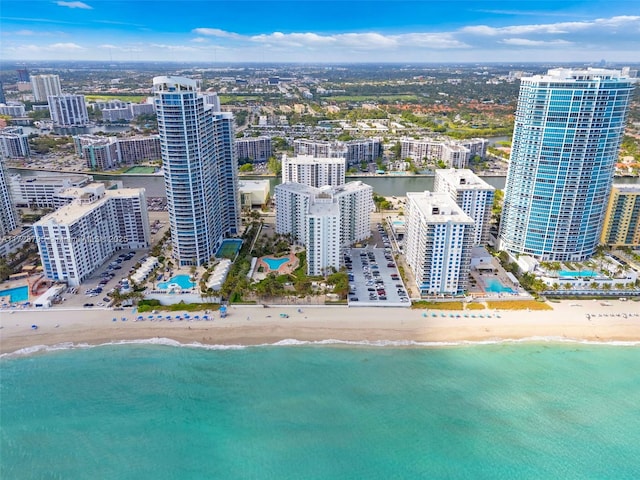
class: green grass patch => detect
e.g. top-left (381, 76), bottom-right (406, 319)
top-left (85, 94), bottom-right (147, 103)
top-left (136, 301), bottom-right (221, 313)
top-left (124, 166), bottom-right (156, 174)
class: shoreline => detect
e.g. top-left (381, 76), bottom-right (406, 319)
top-left (2, 300), bottom-right (639, 357)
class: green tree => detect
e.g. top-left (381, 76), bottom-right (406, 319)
top-left (267, 155), bottom-right (281, 175)
top-left (239, 163), bottom-right (254, 173)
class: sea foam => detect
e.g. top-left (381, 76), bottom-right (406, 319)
top-left (2, 335), bottom-right (639, 359)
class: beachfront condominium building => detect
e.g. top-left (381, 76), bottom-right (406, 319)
top-left (404, 191), bottom-right (474, 296)
top-left (154, 76), bottom-right (239, 267)
top-left (0, 158), bottom-right (18, 237)
top-left (434, 169), bottom-right (495, 246)
top-left (275, 181), bottom-right (373, 275)
top-left (48, 94), bottom-right (90, 127)
top-left (0, 127), bottom-right (31, 158)
top-left (31, 74), bottom-right (62, 102)
top-left (236, 136), bottom-right (272, 163)
top-left (33, 183), bottom-right (150, 286)
top-left (499, 68), bottom-right (634, 261)
top-left (281, 154), bottom-right (346, 188)
top-left (600, 184), bottom-right (640, 247)
top-left (306, 202), bottom-right (341, 276)
top-left (116, 136), bottom-right (161, 164)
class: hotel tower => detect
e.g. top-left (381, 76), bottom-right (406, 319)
top-left (154, 76), bottom-right (239, 267)
top-left (499, 68), bottom-right (634, 261)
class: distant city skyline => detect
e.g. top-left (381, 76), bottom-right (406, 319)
top-left (1, 1), bottom-right (639, 63)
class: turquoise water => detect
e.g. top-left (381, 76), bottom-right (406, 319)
top-left (558, 270), bottom-right (599, 278)
top-left (2, 343), bottom-right (639, 479)
top-left (263, 256), bottom-right (289, 270)
top-left (484, 278), bottom-right (515, 293)
top-left (157, 274), bottom-right (195, 290)
top-left (0, 285), bottom-right (29, 303)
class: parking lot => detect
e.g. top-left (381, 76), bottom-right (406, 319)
top-left (59, 250), bottom-right (147, 309)
top-left (345, 243), bottom-right (411, 308)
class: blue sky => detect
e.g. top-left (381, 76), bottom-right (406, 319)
top-left (1, 0), bottom-right (639, 63)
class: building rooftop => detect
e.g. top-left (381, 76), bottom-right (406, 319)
top-left (407, 191), bottom-right (474, 223)
top-left (436, 168), bottom-right (495, 191)
top-left (37, 186), bottom-right (145, 225)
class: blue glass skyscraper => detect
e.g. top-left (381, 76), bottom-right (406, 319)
top-left (154, 76), bottom-right (239, 267)
top-left (499, 68), bottom-right (634, 261)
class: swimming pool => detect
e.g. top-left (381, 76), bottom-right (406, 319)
top-left (483, 278), bottom-right (515, 294)
top-left (558, 270), bottom-right (599, 278)
top-left (263, 257), bottom-right (289, 271)
top-left (0, 285), bottom-right (29, 303)
top-left (157, 275), bottom-right (195, 290)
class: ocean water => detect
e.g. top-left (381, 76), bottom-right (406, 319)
top-left (2, 342), bottom-right (639, 479)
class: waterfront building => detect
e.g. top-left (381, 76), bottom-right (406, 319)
top-left (0, 127), bottom-right (31, 158)
top-left (102, 107), bottom-right (133, 122)
top-left (499, 68), bottom-right (634, 261)
top-left (31, 74), bottom-right (62, 102)
top-left (293, 138), bottom-right (381, 166)
top-left (74, 135), bottom-right (162, 167)
top-left (434, 169), bottom-right (495, 245)
top-left (236, 136), bottom-right (272, 163)
top-left (601, 184), bottom-right (640, 247)
top-left (74, 135), bottom-right (119, 170)
top-left (400, 137), bottom-right (487, 168)
top-left (117, 135), bottom-right (161, 164)
top-left (17, 69), bottom-right (30, 83)
top-left (282, 154), bottom-right (345, 188)
top-left (48, 94), bottom-right (89, 127)
top-left (9, 173), bottom-right (92, 209)
top-left (404, 191), bottom-right (474, 296)
top-left (33, 183), bottom-right (150, 286)
top-left (0, 82), bottom-right (5, 105)
top-left (154, 76), bottom-right (239, 266)
top-left (275, 181), bottom-right (373, 275)
top-left (0, 104), bottom-right (26, 117)
top-left (130, 103), bottom-right (155, 117)
top-left (0, 158), bottom-right (18, 237)
top-left (238, 179), bottom-right (270, 207)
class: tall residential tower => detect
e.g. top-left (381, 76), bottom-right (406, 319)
top-left (499, 68), bottom-right (634, 261)
top-left (154, 76), bottom-right (239, 267)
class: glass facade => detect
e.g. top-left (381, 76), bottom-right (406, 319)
top-left (499, 68), bottom-right (634, 261)
top-left (154, 76), bottom-right (239, 267)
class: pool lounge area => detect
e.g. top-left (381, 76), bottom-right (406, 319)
top-left (558, 270), bottom-right (599, 278)
top-left (0, 285), bottom-right (29, 304)
top-left (157, 275), bottom-right (195, 290)
top-left (483, 278), bottom-right (515, 294)
top-left (263, 257), bottom-right (290, 270)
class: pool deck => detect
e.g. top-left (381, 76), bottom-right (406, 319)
top-left (255, 252), bottom-right (299, 280)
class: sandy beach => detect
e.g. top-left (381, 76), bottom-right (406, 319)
top-left (1, 299), bottom-right (639, 356)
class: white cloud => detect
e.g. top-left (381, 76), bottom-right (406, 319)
top-left (192, 28), bottom-right (241, 39)
top-left (500, 38), bottom-right (573, 46)
top-left (462, 15), bottom-right (640, 36)
top-left (49, 42), bottom-right (85, 50)
top-left (191, 37), bottom-right (209, 43)
top-left (56, 1), bottom-right (92, 9)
